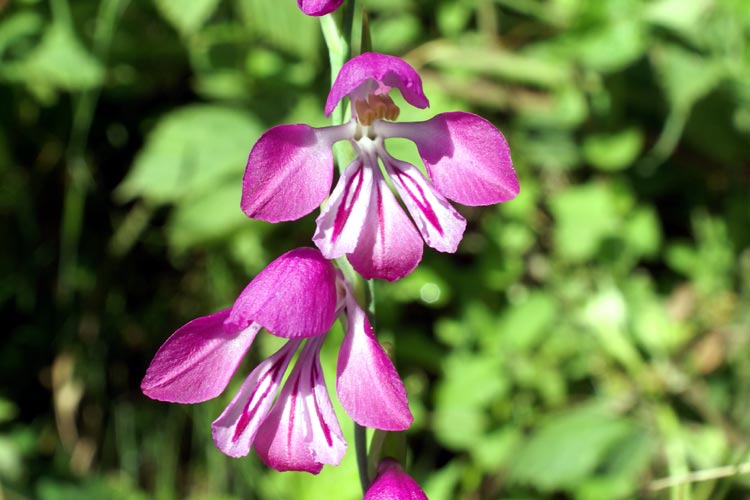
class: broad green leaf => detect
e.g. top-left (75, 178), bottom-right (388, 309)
top-left (167, 181), bottom-right (253, 250)
top-left (508, 406), bottom-right (635, 491)
top-left (518, 131), bottom-right (580, 171)
top-left (0, 435), bottom-right (23, 481)
top-left (434, 353), bottom-right (508, 449)
top-left (646, 0), bottom-right (712, 40)
top-left (11, 24), bottom-right (104, 92)
top-left (583, 128), bottom-right (643, 171)
top-left (623, 207), bottom-right (661, 258)
top-left (154, 0), bottom-right (221, 35)
top-left (423, 460), bottom-right (465, 500)
top-left (237, 0), bottom-right (320, 60)
top-left (492, 291), bottom-right (557, 352)
top-left (117, 105), bottom-right (262, 204)
top-left (517, 85), bottom-right (588, 129)
top-left (471, 426), bottom-right (522, 471)
top-left (574, 21), bottom-right (646, 73)
top-left (371, 14), bottom-right (421, 53)
top-left (652, 44), bottom-right (723, 111)
top-left (0, 11), bottom-right (43, 58)
top-left (550, 183), bottom-right (619, 262)
top-left (627, 279), bottom-right (691, 356)
top-left (437, 1), bottom-right (472, 36)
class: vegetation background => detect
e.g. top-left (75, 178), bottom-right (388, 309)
top-left (1, 0), bottom-right (748, 498)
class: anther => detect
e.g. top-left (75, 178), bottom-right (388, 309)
top-left (353, 94), bottom-right (401, 126)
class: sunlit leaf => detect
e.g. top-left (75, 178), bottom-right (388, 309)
top-left (12, 24), bottom-right (104, 92)
top-left (116, 104), bottom-right (262, 204)
top-left (508, 406), bottom-right (635, 491)
top-left (550, 183), bottom-right (619, 262)
top-left (154, 0), bottom-right (221, 35)
top-left (583, 128), bottom-right (643, 171)
top-left (237, 0), bottom-right (321, 59)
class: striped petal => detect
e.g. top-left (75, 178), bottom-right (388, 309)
top-left (253, 337), bottom-right (346, 473)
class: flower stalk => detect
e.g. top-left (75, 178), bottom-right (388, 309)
top-left (321, 3), bottom-right (377, 492)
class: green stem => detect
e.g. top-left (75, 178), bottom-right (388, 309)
top-left (320, 4), bottom-right (375, 493)
top-left (56, 0), bottom-right (130, 300)
top-left (319, 14), bottom-right (348, 123)
top-left (354, 422), bottom-right (369, 493)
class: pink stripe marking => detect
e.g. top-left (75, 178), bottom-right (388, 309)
top-left (287, 376), bottom-right (300, 449)
top-left (391, 167), bottom-right (443, 235)
top-left (232, 360), bottom-right (286, 442)
top-left (310, 361), bottom-right (333, 447)
top-left (331, 164), bottom-right (365, 242)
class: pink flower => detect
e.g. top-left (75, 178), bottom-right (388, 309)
top-left (242, 52), bottom-right (519, 282)
top-left (141, 248), bottom-right (412, 472)
top-left (364, 458), bottom-right (428, 500)
top-left (298, 0), bottom-right (344, 16)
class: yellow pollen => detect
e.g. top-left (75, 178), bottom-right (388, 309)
top-left (354, 94), bottom-right (400, 126)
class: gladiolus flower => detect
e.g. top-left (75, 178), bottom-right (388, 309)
top-left (364, 458), bottom-right (428, 500)
top-left (242, 52), bottom-right (519, 281)
top-left (141, 248), bottom-right (411, 472)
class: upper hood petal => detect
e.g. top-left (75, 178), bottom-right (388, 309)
top-left (325, 52), bottom-right (429, 116)
top-left (141, 309), bottom-right (260, 403)
top-left (225, 248), bottom-right (338, 338)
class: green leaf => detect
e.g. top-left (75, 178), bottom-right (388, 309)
top-left (167, 181), bottom-right (253, 251)
top-left (471, 426), bottom-right (522, 471)
top-left (154, 0), bottom-right (221, 35)
top-left (646, 0), bottom-right (713, 41)
top-left (434, 353), bottom-right (509, 449)
top-left (550, 183), bottom-right (619, 262)
top-left (11, 24), bottom-right (104, 92)
top-left (652, 44), bottom-right (723, 111)
top-left (492, 291), bottom-right (557, 352)
top-left (508, 406), bottom-right (635, 491)
top-left (518, 85), bottom-right (588, 129)
top-left (117, 104), bottom-right (262, 204)
top-left (0, 11), bottom-right (44, 59)
top-left (583, 128), bottom-right (643, 171)
top-left (237, 0), bottom-right (321, 60)
top-left (623, 207), bottom-right (662, 258)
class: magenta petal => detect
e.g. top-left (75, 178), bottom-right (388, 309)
top-left (253, 337), bottom-right (346, 473)
top-left (297, 0), bottom-right (344, 16)
top-left (383, 155), bottom-right (466, 253)
top-left (141, 310), bottom-right (260, 404)
top-left (313, 158), bottom-right (373, 259)
top-left (378, 112), bottom-right (519, 205)
top-left (364, 459), bottom-right (428, 500)
top-left (336, 289), bottom-right (412, 430)
top-left (241, 124), bottom-right (337, 222)
top-left (348, 175), bottom-right (423, 281)
top-left (224, 248), bottom-right (338, 338)
top-left (211, 339), bottom-right (300, 457)
top-left (325, 52), bottom-right (429, 116)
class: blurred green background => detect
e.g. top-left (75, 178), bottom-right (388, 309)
top-left (1, 0), bottom-right (749, 498)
